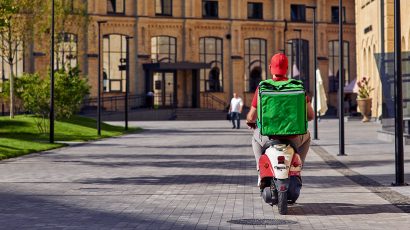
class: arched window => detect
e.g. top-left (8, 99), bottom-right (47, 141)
top-left (151, 36), bottom-right (176, 63)
top-left (328, 40), bottom-right (349, 93)
top-left (199, 37), bottom-right (223, 92)
top-left (286, 39), bottom-right (310, 92)
top-left (245, 38), bottom-right (267, 92)
top-left (55, 33), bottom-right (78, 70)
top-left (103, 34), bottom-right (128, 92)
top-left (0, 36), bottom-right (24, 91)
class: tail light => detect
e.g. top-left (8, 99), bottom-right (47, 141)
top-left (277, 156), bottom-right (285, 164)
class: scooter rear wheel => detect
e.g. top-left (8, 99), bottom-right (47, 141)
top-left (277, 191), bottom-right (288, 215)
top-left (262, 187), bottom-right (273, 204)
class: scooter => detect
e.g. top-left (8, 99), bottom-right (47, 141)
top-left (258, 140), bottom-right (303, 215)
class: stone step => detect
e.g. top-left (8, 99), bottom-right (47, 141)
top-left (175, 108), bottom-right (226, 120)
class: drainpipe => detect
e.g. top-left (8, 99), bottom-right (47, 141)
top-left (134, 0), bottom-right (139, 95)
top-left (228, 0), bottom-right (233, 99)
top-left (182, 0), bottom-right (186, 62)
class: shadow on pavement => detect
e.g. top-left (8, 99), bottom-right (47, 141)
top-left (289, 202), bottom-right (403, 215)
top-left (140, 128), bottom-right (252, 136)
top-left (51, 153), bottom-right (253, 160)
top-left (77, 175), bottom-right (255, 186)
top-left (304, 160), bottom-right (410, 170)
top-left (53, 158), bottom-right (255, 169)
top-left (0, 192), bottom-right (195, 229)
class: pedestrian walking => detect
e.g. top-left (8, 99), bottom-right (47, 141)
top-left (229, 93), bottom-right (243, 129)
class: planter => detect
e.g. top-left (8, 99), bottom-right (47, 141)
top-left (357, 98), bottom-right (372, 122)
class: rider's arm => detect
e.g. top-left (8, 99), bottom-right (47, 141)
top-left (246, 106), bottom-right (257, 123)
top-left (306, 97), bottom-right (314, 121)
top-left (247, 89), bottom-right (259, 125)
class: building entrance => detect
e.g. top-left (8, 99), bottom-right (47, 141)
top-left (143, 62), bottom-right (211, 108)
top-left (153, 72), bottom-right (176, 107)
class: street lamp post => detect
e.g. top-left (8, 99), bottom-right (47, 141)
top-left (97, 21), bottom-right (107, 136)
top-left (306, 6), bottom-right (318, 140)
top-left (50, 0), bottom-right (55, 143)
top-left (393, 0), bottom-right (406, 186)
top-left (125, 36), bottom-right (132, 131)
top-left (338, 0), bottom-right (346, 156)
top-left (293, 29), bottom-right (302, 81)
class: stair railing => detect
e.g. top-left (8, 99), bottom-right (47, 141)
top-left (201, 93), bottom-right (228, 111)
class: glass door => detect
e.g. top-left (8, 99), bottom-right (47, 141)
top-left (153, 72), bottom-right (175, 107)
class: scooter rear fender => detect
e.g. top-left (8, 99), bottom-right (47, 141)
top-left (259, 154), bottom-right (274, 178)
top-left (274, 178), bottom-right (290, 192)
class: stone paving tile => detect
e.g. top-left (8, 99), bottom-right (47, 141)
top-left (0, 120), bottom-right (409, 229)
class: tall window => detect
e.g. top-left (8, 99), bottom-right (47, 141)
top-left (290, 4), bottom-right (306, 22)
top-left (103, 34), bottom-right (128, 92)
top-left (200, 37), bottom-right (223, 92)
top-left (0, 37), bottom-right (24, 91)
top-left (202, 0), bottom-right (218, 18)
top-left (156, 0), bottom-right (172, 16)
top-left (55, 33), bottom-right (78, 70)
top-left (286, 39), bottom-right (310, 92)
top-left (331, 6), bottom-right (346, 23)
top-left (248, 2), bottom-right (263, 19)
top-left (151, 36), bottom-right (176, 63)
top-left (328, 40), bottom-right (349, 93)
top-left (245, 38), bottom-right (267, 92)
top-left (107, 0), bottom-right (124, 14)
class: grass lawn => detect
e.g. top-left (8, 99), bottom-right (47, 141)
top-left (0, 115), bottom-right (140, 160)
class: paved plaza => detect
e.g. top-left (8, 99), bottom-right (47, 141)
top-left (0, 120), bottom-right (409, 229)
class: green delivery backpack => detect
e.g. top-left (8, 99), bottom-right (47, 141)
top-left (257, 79), bottom-right (307, 136)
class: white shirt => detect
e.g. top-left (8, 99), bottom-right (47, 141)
top-left (230, 97), bottom-right (243, 113)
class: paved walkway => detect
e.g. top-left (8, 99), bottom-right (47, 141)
top-left (0, 120), bottom-right (409, 229)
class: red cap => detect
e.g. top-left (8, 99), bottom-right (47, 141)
top-left (270, 53), bottom-right (288, 76)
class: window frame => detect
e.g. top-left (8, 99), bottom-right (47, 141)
top-left (247, 2), bottom-right (263, 20)
top-left (244, 38), bottom-right (267, 92)
top-left (155, 0), bottom-right (173, 16)
top-left (55, 33), bottom-right (78, 70)
top-left (202, 0), bottom-right (219, 18)
top-left (328, 40), bottom-right (350, 93)
top-left (290, 4), bottom-right (306, 22)
top-left (286, 39), bottom-right (310, 92)
top-left (102, 34), bottom-right (128, 93)
top-left (150, 36), bottom-right (177, 63)
top-left (107, 0), bottom-right (125, 15)
top-left (331, 6), bottom-right (346, 24)
top-left (199, 37), bottom-right (224, 92)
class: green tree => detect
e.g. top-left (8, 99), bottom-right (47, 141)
top-left (54, 67), bottom-right (90, 119)
top-left (0, 0), bottom-right (88, 118)
top-left (2, 73), bottom-right (50, 132)
top-left (38, 0), bottom-right (89, 70)
top-left (1, 68), bottom-right (90, 133)
top-left (0, 0), bottom-right (43, 118)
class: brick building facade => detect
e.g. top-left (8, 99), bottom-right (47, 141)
top-left (1, 0), bottom-right (356, 112)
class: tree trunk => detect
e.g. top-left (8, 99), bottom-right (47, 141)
top-left (9, 62), bottom-right (14, 118)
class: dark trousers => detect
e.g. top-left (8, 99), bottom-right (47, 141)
top-left (231, 112), bottom-right (240, 128)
